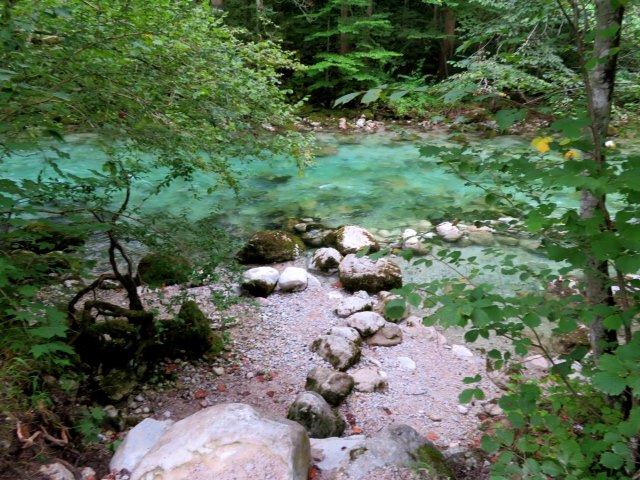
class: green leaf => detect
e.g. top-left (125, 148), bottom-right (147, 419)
top-left (480, 435), bottom-right (500, 452)
top-left (389, 90), bottom-right (408, 101)
top-left (458, 388), bottom-right (475, 404)
top-left (361, 88), bottom-right (382, 104)
top-left (615, 255), bottom-right (640, 274)
top-left (463, 374), bottom-right (481, 384)
top-left (495, 109), bottom-right (527, 131)
top-left (333, 92), bottom-right (361, 107)
top-left (592, 371), bottom-right (627, 395)
top-left (30, 341), bottom-right (75, 359)
top-left (551, 115), bottom-right (591, 138)
top-left (384, 298), bottom-right (406, 321)
top-left (597, 24), bottom-right (620, 40)
top-left (600, 452), bottom-right (624, 469)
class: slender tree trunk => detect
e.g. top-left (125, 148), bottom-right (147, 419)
top-left (579, 0), bottom-right (625, 360)
top-left (438, 7), bottom-right (456, 78)
top-left (210, 0), bottom-right (223, 9)
top-left (339, 3), bottom-right (350, 55)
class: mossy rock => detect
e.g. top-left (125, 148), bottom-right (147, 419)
top-left (151, 301), bottom-right (221, 359)
top-left (236, 230), bottom-right (305, 264)
top-left (8, 249), bottom-right (74, 279)
top-left (16, 221), bottom-right (85, 253)
top-left (413, 443), bottom-right (456, 479)
top-left (137, 253), bottom-right (191, 287)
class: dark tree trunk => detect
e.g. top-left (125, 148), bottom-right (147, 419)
top-left (339, 3), bottom-right (350, 55)
top-left (437, 7), bottom-right (456, 78)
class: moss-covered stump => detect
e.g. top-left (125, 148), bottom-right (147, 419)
top-left (77, 319), bottom-right (141, 371)
top-left (15, 220), bottom-right (85, 253)
top-left (153, 301), bottom-right (222, 359)
top-left (137, 253), bottom-right (191, 287)
top-left (236, 230), bottom-right (305, 264)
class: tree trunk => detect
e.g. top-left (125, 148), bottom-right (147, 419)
top-left (210, 0), bottom-right (223, 9)
top-left (580, 0), bottom-right (625, 360)
top-left (339, 3), bottom-right (350, 55)
top-left (438, 7), bottom-right (456, 78)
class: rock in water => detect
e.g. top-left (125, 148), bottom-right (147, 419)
top-left (305, 367), bottom-right (354, 405)
top-left (310, 335), bottom-right (361, 371)
top-left (339, 254), bottom-right (402, 294)
top-left (277, 267), bottom-right (308, 292)
top-left (129, 403), bottom-right (310, 480)
top-left (310, 247), bottom-right (343, 273)
top-left (435, 222), bottom-right (463, 242)
top-left (241, 266), bottom-right (280, 297)
top-left (287, 391), bottom-right (346, 438)
top-left (236, 230), bottom-right (305, 264)
top-left (327, 225), bottom-right (379, 255)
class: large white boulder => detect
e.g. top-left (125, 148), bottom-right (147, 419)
top-left (338, 254), bottom-right (402, 294)
top-left (329, 226), bottom-right (379, 255)
top-left (278, 267), bottom-right (308, 292)
top-left (110, 418), bottom-right (174, 473)
top-left (130, 403), bottom-right (310, 480)
top-left (241, 266), bottom-right (280, 297)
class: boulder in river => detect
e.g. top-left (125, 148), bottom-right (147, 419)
top-left (435, 222), bottom-right (463, 242)
top-left (128, 403), bottom-right (310, 480)
top-left (339, 254), bottom-right (402, 294)
top-left (237, 230), bottom-right (305, 264)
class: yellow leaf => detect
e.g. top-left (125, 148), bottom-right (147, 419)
top-left (531, 136), bottom-right (553, 155)
top-left (563, 149), bottom-right (581, 160)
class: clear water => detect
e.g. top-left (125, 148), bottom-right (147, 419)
top-left (1, 131), bottom-right (538, 234)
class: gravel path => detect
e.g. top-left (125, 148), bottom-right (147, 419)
top-left (113, 274), bottom-right (500, 479)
